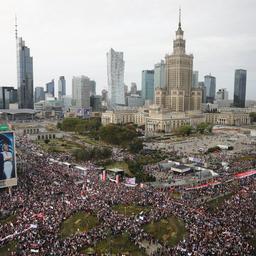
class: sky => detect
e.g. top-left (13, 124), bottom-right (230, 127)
top-left (0, 0), bottom-right (255, 100)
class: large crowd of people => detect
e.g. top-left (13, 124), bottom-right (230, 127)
top-left (0, 134), bottom-right (255, 255)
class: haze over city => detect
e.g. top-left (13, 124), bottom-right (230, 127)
top-left (0, 0), bottom-right (255, 98)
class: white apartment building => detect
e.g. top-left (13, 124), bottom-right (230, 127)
top-left (107, 48), bottom-right (125, 105)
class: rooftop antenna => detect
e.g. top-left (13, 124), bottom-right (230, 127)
top-left (179, 7), bottom-right (181, 28)
top-left (15, 15), bottom-right (18, 39)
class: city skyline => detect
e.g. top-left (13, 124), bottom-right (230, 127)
top-left (0, 0), bottom-right (255, 99)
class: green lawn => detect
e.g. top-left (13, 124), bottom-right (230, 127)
top-left (0, 214), bottom-right (16, 225)
top-left (112, 204), bottom-right (150, 217)
top-left (206, 193), bottom-right (233, 211)
top-left (74, 135), bottom-right (99, 145)
top-left (170, 191), bottom-right (182, 200)
top-left (59, 211), bottom-right (99, 239)
top-left (106, 161), bottom-right (132, 176)
top-left (37, 139), bottom-right (82, 153)
top-left (0, 241), bottom-right (17, 256)
top-left (81, 232), bottom-right (147, 256)
top-left (144, 216), bottom-right (186, 247)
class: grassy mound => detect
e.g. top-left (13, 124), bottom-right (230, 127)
top-left (206, 193), bottom-right (233, 211)
top-left (0, 241), bottom-right (17, 256)
top-left (81, 232), bottom-right (146, 255)
top-left (59, 211), bottom-right (99, 239)
top-left (144, 216), bottom-right (186, 247)
top-left (0, 214), bottom-right (16, 225)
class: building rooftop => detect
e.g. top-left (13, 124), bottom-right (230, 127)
top-left (0, 109), bottom-right (39, 115)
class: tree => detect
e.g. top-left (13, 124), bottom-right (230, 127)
top-left (58, 117), bottom-right (101, 133)
top-left (72, 146), bottom-right (112, 161)
top-left (176, 125), bottom-right (193, 136)
top-left (196, 122), bottom-right (208, 134)
top-left (99, 124), bottom-right (138, 146)
top-left (128, 138), bottom-right (143, 153)
top-left (249, 112), bottom-right (256, 122)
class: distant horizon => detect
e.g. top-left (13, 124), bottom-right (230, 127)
top-left (0, 0), bottom-right (255, 100)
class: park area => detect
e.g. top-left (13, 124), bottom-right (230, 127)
top-left (0, 241), bottom-right (17, 256)
top-left (81, 232), bottom-right (147, 255)
top-left (59, 211), bottom-right (99, 239)
top-left (144, 216), bottom-right (186, 247)
top-left (36, 138), bottom-right (82, 153)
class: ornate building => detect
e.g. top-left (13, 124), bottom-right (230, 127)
top-left (155, 9), bottom-right (202, 112)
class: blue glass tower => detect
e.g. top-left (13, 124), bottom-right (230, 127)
top-left (233, 69), bottom-right (247, 108)
top-left (142, 70), bottom-right (154, 101)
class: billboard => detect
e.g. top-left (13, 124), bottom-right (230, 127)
top-left (0, 131), bottom-right (17, 188)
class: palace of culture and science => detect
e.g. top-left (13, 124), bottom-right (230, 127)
top-left (155, 10), bottom-right (202, 112)
top-left (102, 11), bottom-right (250, 135)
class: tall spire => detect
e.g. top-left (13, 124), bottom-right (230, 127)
top-left (15, 15), bottom-right (18, 39)
top-left (178, 7), bottom-right (181, 29)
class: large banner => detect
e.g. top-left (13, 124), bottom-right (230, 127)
top-left (0, 131), bottom-right (17, 188)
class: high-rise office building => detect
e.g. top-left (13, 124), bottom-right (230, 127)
top-left (16, 24), bottom-right (34, 109)
top-left (89, 80), bottom-right (96, 96)
top-left (154, 60), bottom-right (166, 89)
top-left (233, 69), bottom-right (247, 108)
top-left (130, 83), bottom-right (137, 94)
top-left (90, 95), bottom-right (102, 112)
top-left (9, 88), bottom-right (18, 104)
top-left (72, 76), bottom-right (91, 108)
top-left (204, 75), bottom-right (216, 103)
top-left (46, 79), bottom-right (55, 97)
top-left (192, 71), bottom-right (199, 88)
top-left (35, 87), bottom-right (45, 103)
top-left (107, 48), bottom-right (125, 105)
top-left (142, 70), bottom-right (154, 101)
top-left (0, 86), bottom-right (18, 109)
top-left (58, 76), bottom-right (66, 99)
top-left (161, 9), bottom-right (201, 111)
top-left (124, 84), bottom-right (129, 96)
top-left (198, 82), bottom-right (206, 103)
top-left (0, 87), bottom-right (10, 109)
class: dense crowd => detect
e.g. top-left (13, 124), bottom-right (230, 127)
top-left (0, 134), bottom-right (255, 255)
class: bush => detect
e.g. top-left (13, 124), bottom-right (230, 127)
top-left (59, 118), bottom-right (101, 133)
top-left (99, 124), bottom-right (138, 146)
top-left (73, 147), bottom-right (112, 161)
top-left (176, 125), bottom-right (193, 136)
top-left (128, 138), bottom-right (143, 153)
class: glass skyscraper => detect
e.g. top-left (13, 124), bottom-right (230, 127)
top-left (0, 87), bottom-right (11, 109)
top-left (46, 79), bottom-right (55, 97)
top-left (233, 69), bottom-right (247, 108)
top-left (204, 75), bottom-right (216, 103)
top-left (72, 76), bottom-right (91, 108)
top-left (142, 70), bottom-right (155, 101)
top-left (16, 37), bottom-right (34, 109)
top-left (154, 60), bottom-right (166, 89)
top-left (58, 76), bottom-right (66, 99)
top-left (35, 87), bottom-right (45, 103)
top-left (89, 80), bottom-right (96, 96)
